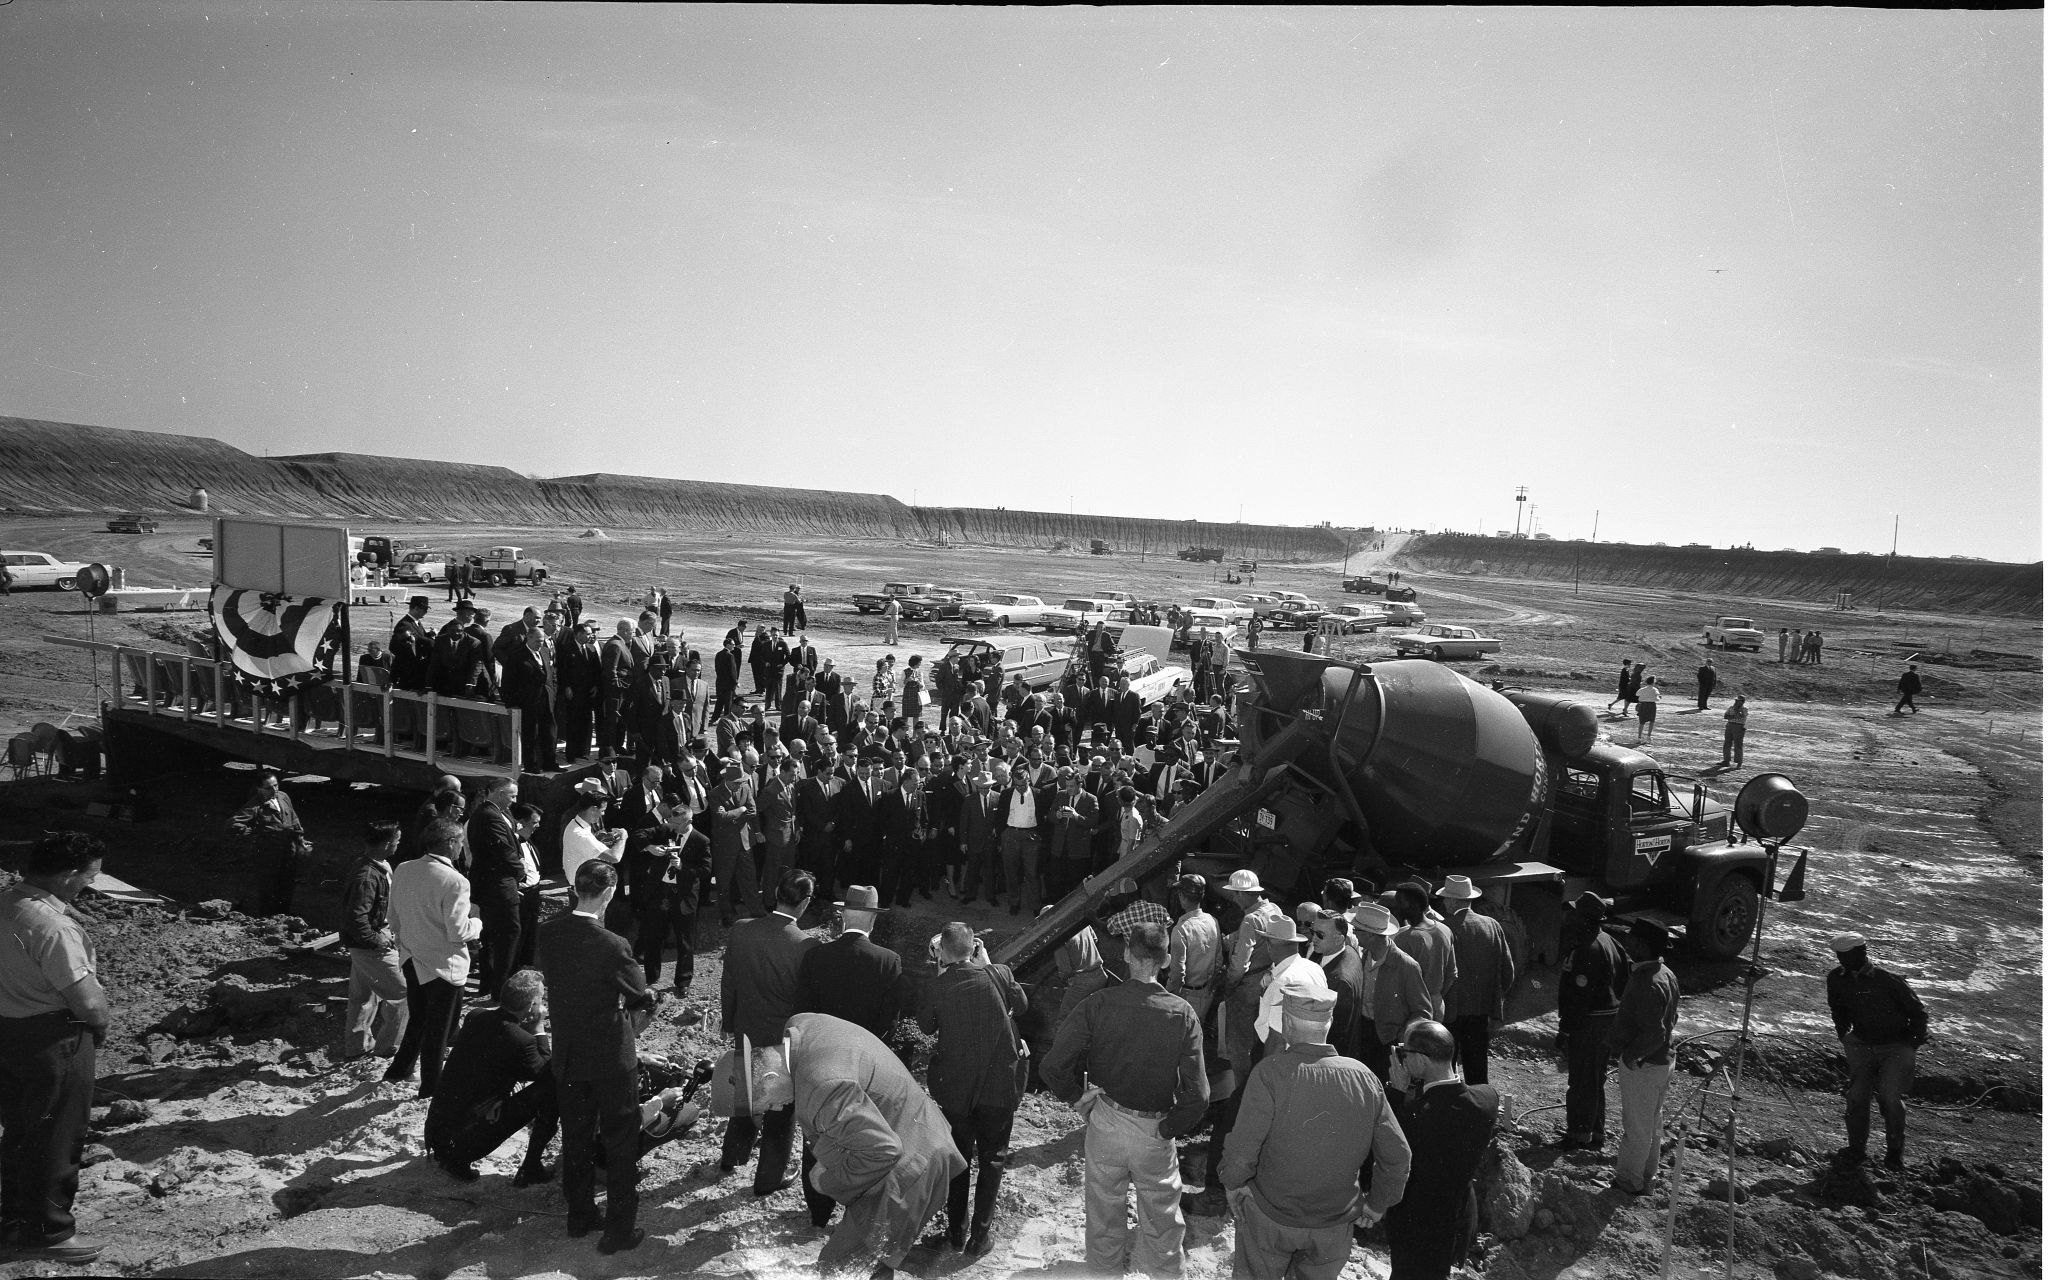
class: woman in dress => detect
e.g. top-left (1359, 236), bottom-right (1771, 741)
top-left (872, 656), bottom-right (895, 705)
top-left (900, 654), bottom-right (928, 727)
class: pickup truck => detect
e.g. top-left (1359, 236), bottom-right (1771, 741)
top-left (391, 551), bottom-right (452, 583)
top-left (1703, 616), bottom-right (1765, 651)
top-left (900, 588), bottom-right (984, 622)
top-left (960, 593), bottom-right (1047, 628)
top-left (1341, 576), bottom-right (1387, 595)
top-left (942, 636), bottom-right (1071, 692)
top-left (1394, 624), bottom-right (1502, 661)
top-left (473, 547), bottom-right (549, 587)
top-left (853, 583), bottom-right (936, 613)
top-left (1040, 597), bottom-right (1122, 632)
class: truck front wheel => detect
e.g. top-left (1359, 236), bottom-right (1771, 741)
top-left (1693, 876), bottom-right (1760, 959)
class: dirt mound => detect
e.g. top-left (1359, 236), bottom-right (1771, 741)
top-left (1399, 533), bottom-right (2041, 617)
top-left (0, 417), bottom-right (1347, 559)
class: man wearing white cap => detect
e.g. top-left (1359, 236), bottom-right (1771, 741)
top-left (1220, 990), bottom-right (1411, 1280)
top-left (1201, 913), bottom-right (1328, 1207)
top-left (1824, 934), bottom-right (1927, 1170)
top-left (1438, 876), bottom-right (1517, 1085)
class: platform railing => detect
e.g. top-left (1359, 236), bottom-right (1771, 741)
top-left (41, 636), bottom-right (523, 775)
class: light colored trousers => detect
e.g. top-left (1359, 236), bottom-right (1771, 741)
top-left (1616, 1060), bottom-right (1673, 1192)
top-left (1084, 1098), bottom-right (1185, 1277)
top-left (344, 945), bottom-right (409, 1057)
top-left (1230, 1194), bottom-right (1350, 1280)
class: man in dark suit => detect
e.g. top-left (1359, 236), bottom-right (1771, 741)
top-left (427, 601), bottom-right (493, 702)
top-left (1111, 676), bottom-right (1143, 752)
top-left (536, 861), bottom-right (656, 1254)
top-left (917, 922), bottom-right (1027, 1255)
top-left (830, 757), bottom-right (884, 890)
top-left (1384, 1020), bottom-right (1500, 1280)
top-left (465, 777), bottom-right (526, 1002)
top-left (1045, 767), bottom-right (1101, 902)
top-left (794, 886), bottom-right (903, 1040)
top-left (793, 758), bottom-right (843, 905)
top-left (715, 870), bottom-right (817, 1195)
top-left (389, 596), bottom-right (434, 693)
top-left (600, 621), bottom-right (639, 759)
top-left (497, 608), bottom-right (560, 771)
top-left (423, 969), bottom-right (557, 1185)
top-left (557, 619), bottom-right (605, 763)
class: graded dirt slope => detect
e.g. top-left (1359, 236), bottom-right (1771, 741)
top-left (1399, 533), bottom-right (2042, 617)
top-left (0, 416), bottom-right (1347, 560)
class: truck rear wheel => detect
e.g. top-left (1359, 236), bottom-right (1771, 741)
top-left (492, 572), bottom-right (511, 587)
top-left (1692, 875), bottom-right (1760, 959)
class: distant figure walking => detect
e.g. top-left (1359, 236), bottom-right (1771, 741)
top-left (1607, 660), bottom-right (1632, 713)
top-left (1720, 696), bottom-right (1748, 766)
top-left (1634, 677), bottom-right (1660, 744)
top-left (1894, 665), bottom-right (1922, 715)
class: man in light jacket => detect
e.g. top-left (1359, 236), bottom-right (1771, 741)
top-left (385, 819), bottom-right (483, 1098)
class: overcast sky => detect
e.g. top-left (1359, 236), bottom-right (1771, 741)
top-left (1, 5), bottom-right (2039, 560)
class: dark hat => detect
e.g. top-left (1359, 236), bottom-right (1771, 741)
top-left (407, 595), bottom-right (431, 608)
top-left (1571, 891), bottom-right (1612, 921)
top-left (454, 600), bottom-right (476, 613)
top-left (1628, 919), bottom-right (1670, 952)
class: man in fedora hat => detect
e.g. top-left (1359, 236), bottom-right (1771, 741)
top-left (1825, 933), bottom-right (1927, 1170)
top-left (794, 886), bottom-right (903, 1041)
top-left (1611, 919), bottom-right (1680, 1195)
top-left (1437, 876), bottom-right (1516, 1085)
top-left (390, 595), bottom-right (434, 693)
top-left (1220, 990), bottom-right (1411, 1280)
top-left (1349, 900), bottom-right (1432, 1093)
top-left (1556, 893), bottom-right (1628, 1149)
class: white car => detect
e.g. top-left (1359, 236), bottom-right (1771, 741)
top-left (961, 593), bottom-right (1048, 628)
top-left (2, 551), bottom-right (90, 590)
top-left (1108, 625), bottom-right (1194, 705)
top-left (1188, 595), bottom-right (1252, 621)
top-left (1040, 597), bottom-right (1121, 632)
top-left (390, 551), bottom-right (451, 583)
top-left (1704, 616), bottom-right (1766, 652)
top-left (1272, 590), bottom-right (1313, 605)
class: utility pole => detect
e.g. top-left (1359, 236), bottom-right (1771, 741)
top-left (1513, 485), bottom-right (1529, 538)
top-left (1591, 509), bottom-right (1600, 542)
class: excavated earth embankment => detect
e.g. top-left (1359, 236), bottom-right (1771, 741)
top-left (1399, 533), bottom-right (2042, 618)
top-left (0, 416), bottom-right (1346, 559)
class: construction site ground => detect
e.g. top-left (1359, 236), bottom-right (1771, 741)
top-left (0, 517), bottom-right (2038, 1279)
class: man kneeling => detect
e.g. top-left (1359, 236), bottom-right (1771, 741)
top-left (424, 968), bottom-right (559, 1185)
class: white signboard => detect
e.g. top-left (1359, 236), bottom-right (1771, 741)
top-left (214, 518), bottom-right (349, 599)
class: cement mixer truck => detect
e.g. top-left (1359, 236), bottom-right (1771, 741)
top-left (996, 648), bottom-right (1784, 978)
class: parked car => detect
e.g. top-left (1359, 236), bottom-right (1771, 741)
top-left (960, 593), bottom-right (1048, 628)
top-left (1272, 590), bottom-right (1313, 605)
top-left (900, 588), bottom-right (984, 622)
top-left (106, 514), bottom-right (157, 534)
top-left (1187, 595), bottom-right (1252, 621)
top-left (1039, 597), bottom-right (1122, 632)
top-left (1103, 625), bottom-right (1195, 705)
top-left (472, 547), bottom-right (549, 586)
top-left (390, 550), bottom-right (453, 583)
top-left (1175, 609), bottom-right (1243, 650)
top-left (1382, 601), bottom-right (1428, 626)
top-left (1703, 616), bottom-right (1766, 651)
top-left (1238, 593), bottom-right (1282, 618)
top-left (1325, 603), bottom-right (1389, 633)
top-left (1267, 599), bottom-right (1326, 629)
top-left (1394, 624), bottom-right (1502, 661)
top-left (1341, 576), bottom-right (1387, 595)
top-left (852, 583), bottom-right (937, 613)
top-left (1, 550), bottom-right (90, 590)
top-left (1384, 585), bottom-right (1418, 603)
top-left (941, 635), bottom-right (1071, 692)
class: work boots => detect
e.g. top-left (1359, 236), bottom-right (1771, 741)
top-left (968, 1165), bottom-right (1003, 1256)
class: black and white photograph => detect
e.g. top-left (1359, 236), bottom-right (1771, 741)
top-left (0, 7), bottom-right (2038, 1278)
